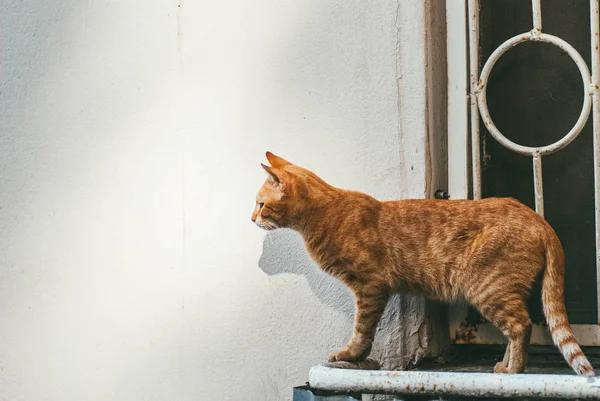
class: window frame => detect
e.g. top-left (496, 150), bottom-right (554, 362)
top-left (446, 0), bottom-right (600, 346)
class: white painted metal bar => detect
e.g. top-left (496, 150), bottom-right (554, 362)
top-left (447, 0), bottom-right (469, 200)
top-left (309, 366), bottom-right (600, 398)
top-left (477, 33), bottom-right (592, 157)
top-left (532, 0), bottom-right (542, 34)
top-left (468, 0), bottom-right (481, 199)
top-left (590, 0), bottom-right (600, 324)
top-left (473, 0), bottom-right (592, 218)
top-left (533, 153), bottom-right (544, 216)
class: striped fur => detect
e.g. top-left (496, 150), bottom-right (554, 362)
top-left (543, 234), bottom-right (594, 376)
top-left (252, 152), bottom-right (595, 375)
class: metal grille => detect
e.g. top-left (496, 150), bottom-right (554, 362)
top-left (448, 0), bottom-right (600, 344)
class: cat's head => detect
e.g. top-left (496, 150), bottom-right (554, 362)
top-left (252, 151), bottom-right (309, 230)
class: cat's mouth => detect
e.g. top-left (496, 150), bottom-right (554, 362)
top-left (257, 221), bottom-right (278, 231)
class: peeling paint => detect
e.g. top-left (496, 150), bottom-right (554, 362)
top-left (309, 365), bottom-right (600, 398)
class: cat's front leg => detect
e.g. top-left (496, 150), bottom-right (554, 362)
top-left (328, 288), bottom-right (390, 362)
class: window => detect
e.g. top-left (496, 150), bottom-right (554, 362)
top-left (447, 0), bottom-right (600, 345)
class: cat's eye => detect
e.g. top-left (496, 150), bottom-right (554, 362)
top-left (259, 203), bottom-right (264, 209)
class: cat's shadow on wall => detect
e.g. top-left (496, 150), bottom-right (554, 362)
top-left (258, 229), bottom-right (355, 315)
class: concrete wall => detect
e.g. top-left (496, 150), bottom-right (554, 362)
top-left (0, 0), bottom-right (443, 400)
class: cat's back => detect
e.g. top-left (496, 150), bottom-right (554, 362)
top-left (382, 197), bottom-right (545, 227)
top-left (379, 197), bottom-right (553, 252)
top-left (379, 197), bottom-right (552, 299)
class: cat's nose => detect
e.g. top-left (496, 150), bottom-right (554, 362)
top-left (251, 215), bottom-right (256, 222)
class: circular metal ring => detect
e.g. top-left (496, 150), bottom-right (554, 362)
top-left (478, 32), bottom-right (592, 156)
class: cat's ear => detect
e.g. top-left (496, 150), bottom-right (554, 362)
top-left (266, 151), bottom-right (291, 168)
top-left (261, 163), bottom-right (283, 184)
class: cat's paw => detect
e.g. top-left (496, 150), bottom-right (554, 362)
top-left (328, 349), bottom-right (359, 362)
top-left (324, 358), bottom-right (380, 370)
top-left (493, 362), bottom-right (509, 374)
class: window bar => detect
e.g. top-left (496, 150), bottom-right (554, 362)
top-left (446, 0), bottom-right (469, 200)
top-left (533, 153), bottom-right (544, 216)
top-left (474, 0), bottom-right (592, 217)
top-left (590, 0), bottom-right (600, 324)
top-left (531, 1), bottom-right (543, 216)
top-left (468, 0), bottom-right (482, 200)
top-left (532, 0), bottom-right (542, 34)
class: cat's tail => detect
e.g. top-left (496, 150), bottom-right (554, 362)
top-left (542, 233), bottom-right (595, 376)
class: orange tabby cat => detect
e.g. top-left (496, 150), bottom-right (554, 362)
top-left (252, 151), bottom-right (594, 376)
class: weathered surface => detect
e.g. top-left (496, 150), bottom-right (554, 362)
top-left (373, 0), bottom-right (449, 374)
top-left (310, 364), bottom-right (600, 399)
top-left (303, 346), bottom-right (600, 400)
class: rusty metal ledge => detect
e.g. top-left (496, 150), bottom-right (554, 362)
top-left (308, 365), bottom-right (600, 399)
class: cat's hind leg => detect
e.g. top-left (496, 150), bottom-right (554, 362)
top-left (504, 317), bottom-right (532, 373)
top-left (494, 340), bottom-right (511, 373)
top-left (471, 294), bottom-right (532, 373)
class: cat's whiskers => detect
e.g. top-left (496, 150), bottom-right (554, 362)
top-left (257, 219), bottom-right (277, 231)
top-left (265, 221), bottom-right (278, 231)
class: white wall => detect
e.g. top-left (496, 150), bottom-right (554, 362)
top-left (0, 1), bottom-right (431, 400)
